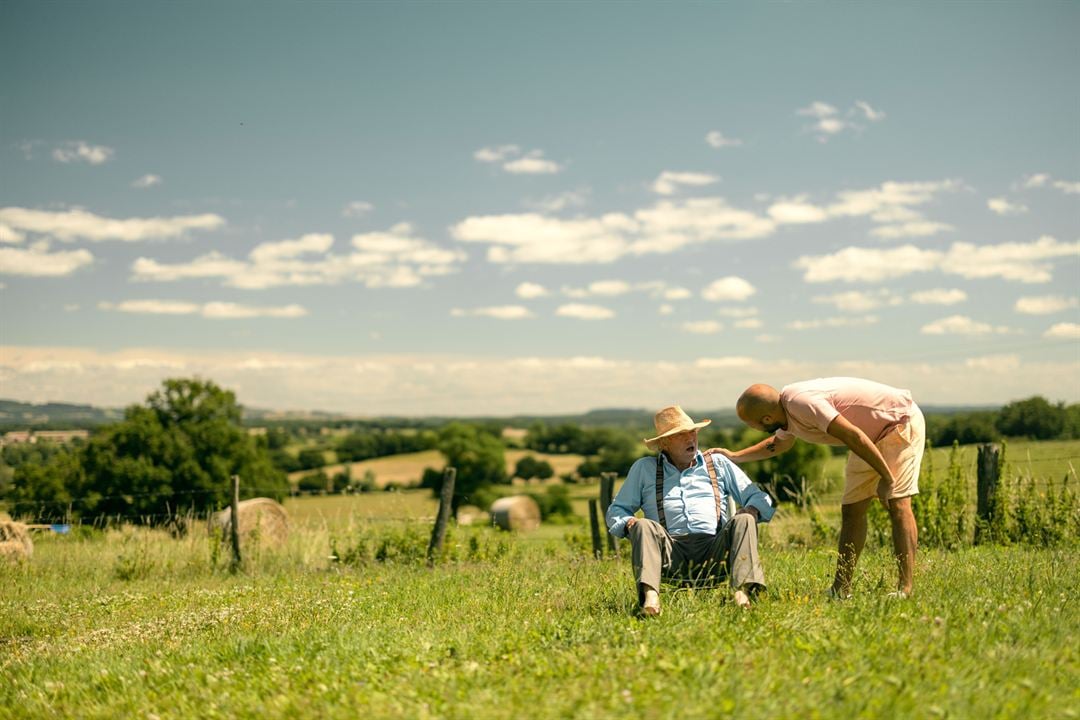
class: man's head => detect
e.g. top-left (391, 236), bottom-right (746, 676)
top-left (644, 406), bottom-right (710, 466)
top-left (736, 384), bottom-right (787, 433)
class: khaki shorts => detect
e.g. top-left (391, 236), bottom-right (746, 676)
top-left (842, 404), bottom-right (926, 505)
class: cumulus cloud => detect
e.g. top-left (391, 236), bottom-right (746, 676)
top-left (1020, 173), bottom-right (1080, 195)
top-left (1015, 295), bottom-right (1079, 315)
top-left (132, 174), bottom-right (162, 189)
top-left (813, 290), bottom-right (902, 313)
top-left (515, 282), bottom-right (549, 299)
top-left (869, 220), bottom-right (953, 239)
top-left (988, 197), bottom-right (1028, 216)
top-left (853, 100), bottom-right (886, 122)
top-left (525, 190), bottom-right (589, 213)
top-left (0, 207), bottom-right (224, 243)
top-left (795, 236), bottom-right (1080, 284)
top-left (787, 315), bottom-right (879, 330)
top-left (734, 318), bottom-right (762, 329)
top-left (0, 244), bottom-right (94, 276)
top-left (450, 305), bottom-right (534, 320)
top-left (701, 276), bottom-right (756, 302)
top-left (694, 356), bottom-right (754, 368)
top-left (921, 315), bottom-right (1013, 335)
top-left (51, 141), bottom-right (114, 165)
top-left (133, 224), bottom-right (465, 289)
top-left (562, 280), bottom-right (633, 298)
top-left (682, 320), bottom-right (723, 334)
top-left (797, 100), bottom-right (885, 141)
top-left (342, 201), bottom-right (374, 218)
top-left (1053, 180), bottom-right (1080, 194)
top-left (705, 130), bottom-right (742, 148)
top-left (651, 171), bottom-right (719, 196)
top-left (909, 288), bottom-right (967, 305)
top-left (98, 299), bottom-right (307, 319)
top-left (555, 303), bottom-right (614, 320)
top-left (475, 145), bottom-right (561, 174)
top-left (767, 198), bottom-right (829, 224)
top-left (714, 306), bottom-right (759, 318)
top-left (0, 224), bottom-right (25, 244)
top-left (1045, 322), bottom-right (1080, 339)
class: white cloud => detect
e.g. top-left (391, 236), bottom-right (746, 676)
top-left (1053, 180), bottom-right (1080, 195)
top-left (0, 207), bottom-right (225, 243)
top-left (0, 245), bottom-right (94, 276)
top-left (133, 224), bottom-right (464, 290)
top-left (714, 306), bottom-right (758, 318)
top-left (515, 282), bottom-right (549, 299)
top-left (853, 100), bottom-right (886, 122)
top-left (342, 201), bottom-right (374, 218)
top-left (813, 290), bottom-right (902, 313)
top-left (1019, 173), bottom-right (1080, 195)
top-left (1045, 323), bottom-right (1080, 339)
top-left (1015, 296), bottom-right (1079, 315)
top-left (796, 237), bottom-right (1079, 284)
top-left (658, 304), bottom-right (674, 316)
top-left (132, 174), bottom-right (162, 189)
top-left (662, 286), bottom-right (692, 301)
top-left (787, 315), bottom-right (879, 330)
top-left (909, 288), bottom-right (967, 305)
top-left (797, 101), bottom-right (839, 119)
top-left (525, 190), bottom-right (589, 213)
top-left (701, 276), bottom-right (756, 302)
top-left (682, 320), bottom-right (723, 334)
top-left (475, 145), bottom-right (561, 174)
top-left (921, 315), bottom-right (1013, 335)
top-left (734, 317), bottom-right (763, 329)
top-left (450, 305), bottom-right (533, 320)
top-left (767, 198), bottom-right (829, 224)
top-left (51, 141), bottom-right (113, 165)
top-left (987, 197), bottom-right (1028, 216)
top-left (827, 180), bottom-right (959, 221)
top-left (563, 280), bottom-right (633, 298)
top-left (870, 220), bottom-right (953, 239)
top-left (451, 213), bottom-right (633, 264)
top-left (694, 356), bottom-right (753, 368)
top-left (797, 100), bottom-right (885, 141)
top-left (0, 224), bottom-right (24, 244)
top-left (1022, 173), bottom-right (1050, 189)
top-left (964, 355), bottom-right (1022, 372)
top-left (651, 171), bottom-right (719, 196)
top-left (98, 300), bottom-right (307, 319)
top-left (555, 303), bottom-right (614, 320)
top-left (705, 130), bottom-right (742, 148)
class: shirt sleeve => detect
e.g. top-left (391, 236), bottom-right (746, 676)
top-left (606, 457), bottom-right (647, 538)
top-left (717, 455), bottom-right (775, 523)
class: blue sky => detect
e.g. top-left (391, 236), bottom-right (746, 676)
top-left (1, 2), bottom-right (1078, 414)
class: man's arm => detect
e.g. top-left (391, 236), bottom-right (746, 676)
top-left (706, 433), bottom-right (796, 465)
top-left (826, 414), bottom-right (895, 503)
top-left (605, 459), bottom-right (645, 538)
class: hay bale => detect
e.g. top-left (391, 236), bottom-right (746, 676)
top-left (490, 495), bottom-right (541, 532)
top-left (210, 498), bottom-right (289, 547)
top-left (0, 521), bottom-right (33, 562)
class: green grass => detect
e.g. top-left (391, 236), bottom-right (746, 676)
top-left (1, 513), bottom-right (1077, 719)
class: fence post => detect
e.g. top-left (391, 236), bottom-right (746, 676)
top-left (975, 443), bottom-right (999, 544)
top-left (229, 474), bottom-right (243, 573)
top-left (588, 498), bottom-right (603, 559)
top-left (427, 467), bottom-right (456, 566)
top-left (599, 472), bottom-right (617, 557)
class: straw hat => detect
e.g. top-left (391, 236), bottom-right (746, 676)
top-left (643, 405), bottom-right (711, 451)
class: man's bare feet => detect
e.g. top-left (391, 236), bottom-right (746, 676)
top-left (733, 589), bottom-right (752, 609)
top-left (642, 588), bottom-right (662, 616)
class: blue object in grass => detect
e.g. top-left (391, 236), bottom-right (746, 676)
top-left (50, 524), bottom-right (71, 534)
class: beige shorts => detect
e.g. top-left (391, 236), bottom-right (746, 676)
top-left (842, 404), bottom-right (926, 505)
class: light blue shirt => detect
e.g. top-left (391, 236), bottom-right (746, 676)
top-left (606, 451), bottom-right (775, 538)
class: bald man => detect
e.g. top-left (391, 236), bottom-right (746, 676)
top-left (714, 377), bottom-right (925, 598)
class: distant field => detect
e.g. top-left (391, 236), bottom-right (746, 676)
top-left (288, 449), bottom-right (585, 489)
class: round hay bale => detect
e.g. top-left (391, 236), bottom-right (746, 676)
top-left (0, 521), bottom-right (33, 562)
top-left (210, 498), bottom-right (289, 547)
top-left (489, 495), bottom-right (541, 532)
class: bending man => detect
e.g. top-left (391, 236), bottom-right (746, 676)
top-left (606, 405), bottom-right (775, 615)
top-left (718, 377), bottom-right (925, 598)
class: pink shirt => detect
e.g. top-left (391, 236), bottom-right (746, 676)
top-left (775, 377), bottom-right (914, 446)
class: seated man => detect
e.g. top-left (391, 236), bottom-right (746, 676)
top-left (606, 405), bottom-right (775, 615)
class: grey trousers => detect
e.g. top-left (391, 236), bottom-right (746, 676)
top-left (628, 515), bottom-right (766, 600)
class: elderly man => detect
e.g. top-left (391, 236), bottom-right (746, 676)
top-left (606, 406), bottom-right (775, 615)
top-left (715, 377), bottom-right (925, 598)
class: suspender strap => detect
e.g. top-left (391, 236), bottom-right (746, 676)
top-left (702, 452), bottom-right (725, 526)
top-left (654, 453), bottom-right (667, 529)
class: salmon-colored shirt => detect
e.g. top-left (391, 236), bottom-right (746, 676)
top-left (775, 377), bottom-right (914, 446)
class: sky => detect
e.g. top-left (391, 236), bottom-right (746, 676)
top-left (1, 2), bottom-right (1078, 416)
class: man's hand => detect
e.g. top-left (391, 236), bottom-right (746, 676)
top-left (876, 478), bottom-right (892, 510)
top-left (705, 447), bottom-right (738, 461)
top-left (625, 517), bottom-right (637, 532)
top-left (736, 506), bottom-right (760, 521)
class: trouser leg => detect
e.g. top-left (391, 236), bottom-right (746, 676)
top-left (628, 518), bottom-right (671, 604)
top-left (714, 514), bottom-right (766, 590)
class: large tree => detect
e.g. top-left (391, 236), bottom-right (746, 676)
top-left (996, 396), bottom-right (1067, 440)
top-left (431, 422), bottom-right (507, 516)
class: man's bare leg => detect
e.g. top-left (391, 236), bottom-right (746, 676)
top-left (887, 496), bottom-right (917, 596)
top-left (831, 497), bottom-right (873, 596)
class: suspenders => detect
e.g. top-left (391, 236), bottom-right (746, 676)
top-left (654, 452), bottom-right (725, 532)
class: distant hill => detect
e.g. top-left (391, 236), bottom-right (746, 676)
top-left (0, 400), bottom-right (123, 430)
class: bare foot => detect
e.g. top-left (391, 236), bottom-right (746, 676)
top-left (642, 588), bottom-right (662, 616)
top-left (733, 589), bottom-right (751, 609)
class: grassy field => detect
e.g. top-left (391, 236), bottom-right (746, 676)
top-left (1, 515), bottom-right (1076, 719)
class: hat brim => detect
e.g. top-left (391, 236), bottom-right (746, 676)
top-left (644, 419), bottom-right (711, 451)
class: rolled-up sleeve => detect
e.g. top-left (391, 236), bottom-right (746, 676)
top-left (606, 458), bottom-right (648, 537)
top-left (719, 456), bottom-right (775, 522)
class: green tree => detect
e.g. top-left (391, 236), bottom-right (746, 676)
top-left (433, 422), bottom-right (508, 516)
top-left (514, 455), bottom-right (554, 481)
top-left (996, 396), bottom-right (1067, 440)
top-left (297, 447), bottom-right (326, 470)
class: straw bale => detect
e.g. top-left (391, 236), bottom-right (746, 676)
top-left (490, 495), bottom-right (541, 532)
top-left (210, 497), bottom-right (289, 547)
top-left (0, 521), bottom-right (33, 561)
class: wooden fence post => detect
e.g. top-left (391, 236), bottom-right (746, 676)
top-left (588, 498), bottom-right (603, 559)
top-left (599, 472), bottom-right (617, 557)
top-left (229, 474), bottom-right (243, 573)
top-left (427, 467), bottom-right (456, 566)
top-left (975, 443), bottom-right (1000, 543)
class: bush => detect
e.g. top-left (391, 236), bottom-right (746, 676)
top-left (526, 484), bottom-right (575, 522)
top-left (514, 455), bottom-right (554, 481)
top-left (297, 471), bottom-right (329, 494)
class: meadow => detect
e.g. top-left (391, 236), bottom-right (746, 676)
top-left (2, 440), bottom-right (1078, 719)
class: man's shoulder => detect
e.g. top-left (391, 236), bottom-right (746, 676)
top-left (628, 456), bottom-right (658, 476)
